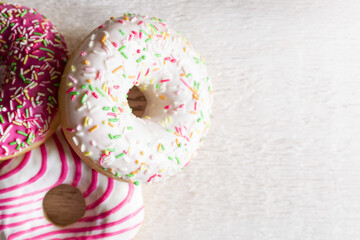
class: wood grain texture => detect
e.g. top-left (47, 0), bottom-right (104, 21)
top-left (43, 184), bottom-right (86, 226)
top-left (6, 0), bottom-right (360, 239)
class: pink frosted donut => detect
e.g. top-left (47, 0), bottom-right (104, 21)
top-left (0, 128), bottom-right (144, 239)
top-left (0, 3), bottom-right (68, 160)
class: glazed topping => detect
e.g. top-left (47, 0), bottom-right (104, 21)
top-left (0, 3), bottom-right (68, 158)
top-left (61, 14), bottom-right (212, 184)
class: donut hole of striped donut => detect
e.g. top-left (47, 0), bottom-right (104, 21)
top-left (127, 86), bottom-right (147, 118)
top-left (42, 184), bottom-right (86, 226)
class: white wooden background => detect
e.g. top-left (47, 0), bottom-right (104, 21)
top-left (6, 0), bottom-right (360, 239)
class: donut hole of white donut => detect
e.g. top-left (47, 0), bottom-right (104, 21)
top-left (127, 86), bottom-right (147, 118)
top-left (42, 184), bottom-right (86, 226)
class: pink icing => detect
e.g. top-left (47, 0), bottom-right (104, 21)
top-left (0, 197), bottom-right (43, 210)
top-left (69, 146), bottom-right (82, 187)
top-left (0, 216), bottom-right (44, 231)
top-left (0, 151), bottom-right (31, 181)
top-left (16, 207), bottom-right (144, 240)
top-left (82, 169), bottom-right (98, 198)
top-left (0, 158), bottom-right (12, 169)
top-left (0, 3), bottom-right (68, 159)
top-left (86, 178), bottom-right (114, 210)
top-left (0, 130), bottom-right (144, 239)
top-left (62, 222), bottom-right (143, 240)
top-left (0, 207), bottom-right (42, 220)
top-left (80, 183), bottom-right (134, 222)
top-left (0, 134), bottom-right (69, 205)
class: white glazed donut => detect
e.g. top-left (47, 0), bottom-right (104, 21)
top-left (59, 14), bottom-right (213, 184)
top-left (0, 128), bottom-right (144, 240)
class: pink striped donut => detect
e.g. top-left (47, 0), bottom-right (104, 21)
top-left (0, 129), bottom-right (144, 240)
top-left (0, 3), bottom-right (68, 160)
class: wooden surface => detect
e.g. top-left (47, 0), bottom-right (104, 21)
top-left (6, 0), bottom-right (360, 239)
top-left (42, 184), bottom-right (86, 226)
top-left (127, 86), bottom-right (147, 118)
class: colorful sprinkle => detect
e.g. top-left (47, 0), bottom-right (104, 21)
top-left (89, 125), bottom-right (99, 132)
top-left (112, 65), bottom-right (123, 73)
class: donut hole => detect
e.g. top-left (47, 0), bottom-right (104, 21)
top-left (43, 184), bottom-right (86, 226)
top-left (0, 64), bottom-right (6, 89)
top-left (127, 86), bottom-right (147, 118)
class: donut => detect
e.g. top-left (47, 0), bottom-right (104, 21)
top-left (0, 3), bottom-right (68, 160)
top-left (0, 128), bottom-right (144, 239)
top-left (59, 14), bottom-right (213, 184)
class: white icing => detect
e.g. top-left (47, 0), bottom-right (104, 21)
top-left (0, 128), bottom-right (144, 239)
top-left (60, 14), bottom-right (213, 184)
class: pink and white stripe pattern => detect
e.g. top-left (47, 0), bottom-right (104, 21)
top-left (0, 129), bottom-right (144, 240)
